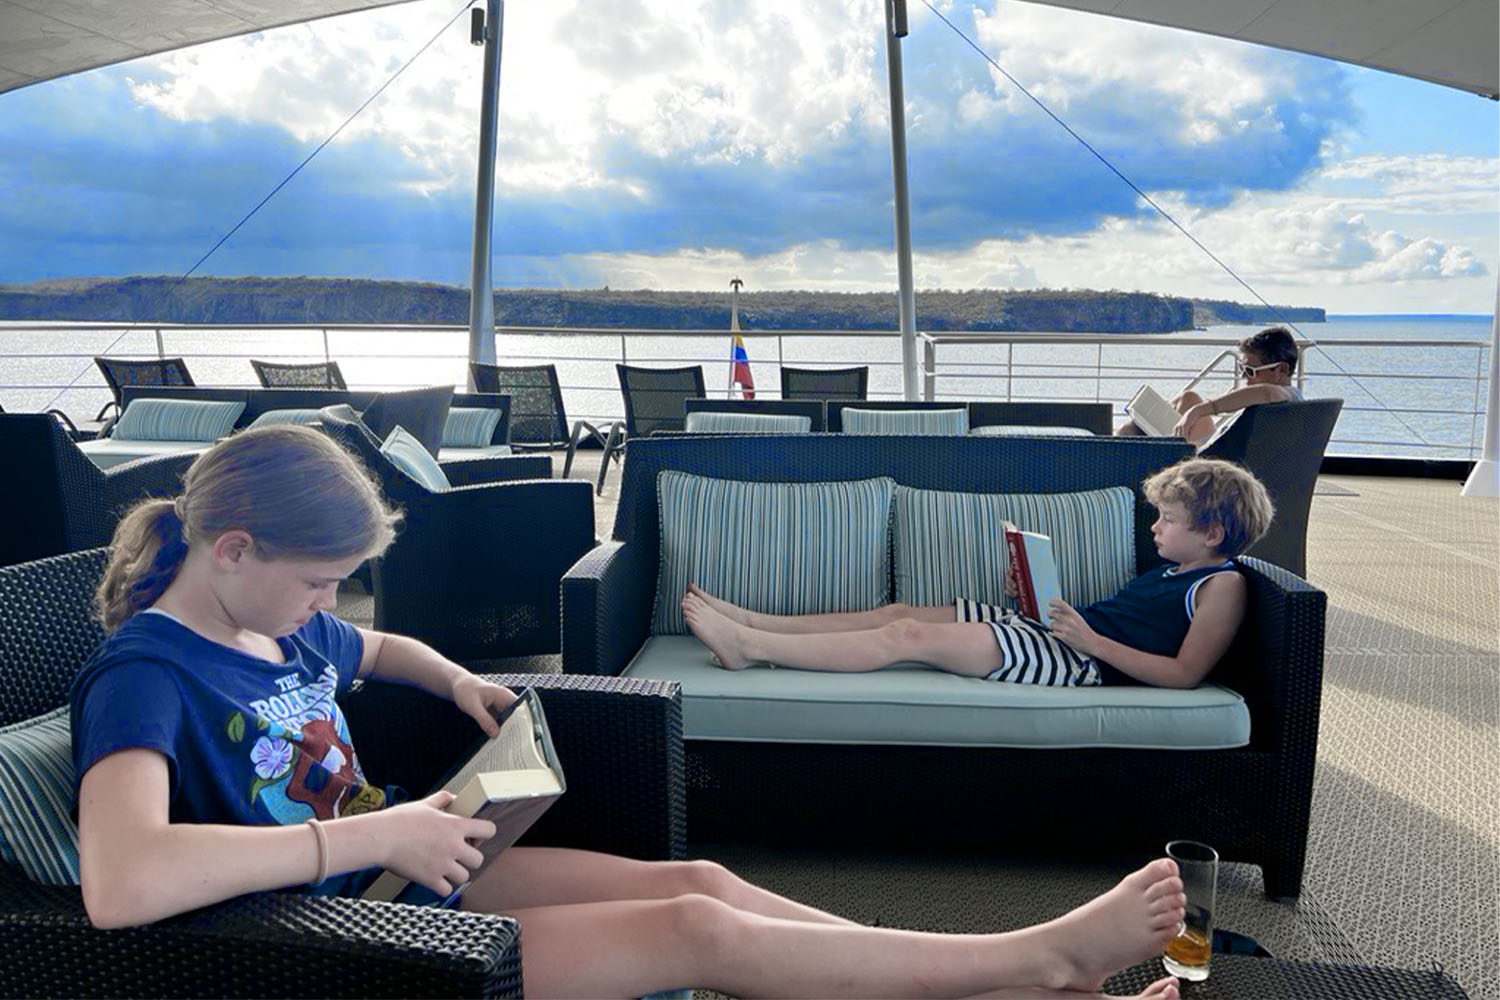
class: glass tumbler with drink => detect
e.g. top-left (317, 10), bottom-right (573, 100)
top-left (1162, 840), bottom-right (1218, 981)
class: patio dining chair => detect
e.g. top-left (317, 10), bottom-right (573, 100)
top-left (93, 356), bottom-right (196, 423)
top-left (589, 364), bottom-right (706, 496)
top-left (469, 361), bottom-right (571, 449)
top-left (779, 365), bottom-right (869, 402)
top-left (249, 358), bottom-right (347, 389)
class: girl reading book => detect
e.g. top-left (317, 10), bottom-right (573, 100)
top-left (73, 425), bottom-right (1186, 999)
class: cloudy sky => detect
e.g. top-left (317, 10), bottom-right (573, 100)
top-left (0, 0), bottom-right (1495, 314)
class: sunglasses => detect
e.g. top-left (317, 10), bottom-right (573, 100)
top-left (1238, 361), bottom-right (1284, 379)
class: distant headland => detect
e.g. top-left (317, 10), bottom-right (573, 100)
top-left (0, 276), bottom-right (1325, 332)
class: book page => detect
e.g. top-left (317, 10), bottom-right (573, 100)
top-left (1127, 385), bottom-right (1181, 437)
top-left (441, 697), bottom-right (548, 795)
top-left (1021, 531), bottom-right (1062, 626)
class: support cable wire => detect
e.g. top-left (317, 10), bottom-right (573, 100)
top-left (41, 0), bottom-right (476, 414)
top-left (919, 0), bottom-right (1437, 446)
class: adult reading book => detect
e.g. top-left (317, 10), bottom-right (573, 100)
top-left (362, 686), bottom-right (565, 902)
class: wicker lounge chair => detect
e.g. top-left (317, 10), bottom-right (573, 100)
top-left (0, 413), bottom-right (195, 568)
top-left (1200, 399), bottom-right (1344, 578)
top-left (779, 365), bottom-right (869, 402)
top-left (0, 548), bottom-right (684, 998)
top-left (250, 359), bottom-right (348, 389)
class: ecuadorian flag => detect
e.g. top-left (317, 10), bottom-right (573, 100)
top-left (731, 317), bottom-right (755, 398)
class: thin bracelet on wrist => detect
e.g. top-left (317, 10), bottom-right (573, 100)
top-left (305, 817), bottom-right (330, 885)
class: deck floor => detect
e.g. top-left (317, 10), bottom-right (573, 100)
top-left (342, 454), bottom-right (1500, 996)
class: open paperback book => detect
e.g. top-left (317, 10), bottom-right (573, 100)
top-left (361, 686), bottom-right (565, 902)
top-left (1003, 523), bottom-right (1062, 626)
top-left (1125, 384), bottom-right (1184, 438)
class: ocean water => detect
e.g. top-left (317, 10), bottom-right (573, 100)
top-left (0, 314), bottom-right (1491, 459)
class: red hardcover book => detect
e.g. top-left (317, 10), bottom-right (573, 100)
top-left (1004, 524), bottom-right (1038, 620)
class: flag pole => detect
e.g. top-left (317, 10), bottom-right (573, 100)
top-left (728, 276), bottom-right (743, 398)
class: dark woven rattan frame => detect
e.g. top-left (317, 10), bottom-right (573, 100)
top-left (561, 433), bottom-right (1327, 900)
top-left (779, 365), bottom-right (869, 402)
top-left (0, 549), bottom-right (684, 999)
top-left (1200, 399), bottom-right (1344, 577)
top-left (250, 358), bottom-right (348, 389)
top-left (0, 414), bottom-right (195, 568)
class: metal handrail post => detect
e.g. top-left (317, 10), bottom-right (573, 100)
top-left (154, 328), bottom-right (165, 360)
top-left (923, 338), bottom-right (936, 401)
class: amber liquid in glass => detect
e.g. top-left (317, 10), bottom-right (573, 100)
top-left (1163, 926), bottom-right (1211, 980)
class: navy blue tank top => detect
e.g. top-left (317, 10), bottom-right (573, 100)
top-left (1079, 562), bottom-right (1237, 684)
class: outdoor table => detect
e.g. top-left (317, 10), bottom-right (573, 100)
top-left (1105, 953), bottom-right (1469, 999)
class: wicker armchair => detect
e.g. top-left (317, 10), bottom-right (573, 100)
top-left (0, 413), bottom-right (195, 568)
top-left (317, 407), bottom-right (586, 660)
top-left (1200, 399), bottom-right (1344, 578)
top-left (0, 549), bottom-right (684, 998)
top-left (250, 359), bottom-right (348, 389)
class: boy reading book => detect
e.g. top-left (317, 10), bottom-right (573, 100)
top-left (684, 457), bottom-right (1273, 689)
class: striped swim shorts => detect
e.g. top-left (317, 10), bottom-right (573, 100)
top-left (955, 598), bottom-right (1102, 687)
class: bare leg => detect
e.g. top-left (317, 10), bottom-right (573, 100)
top-left (1169, 390), bottom-right (1215, 445)
top-left (464, 847), bottom-right (856, 926)
top-left (687, 583), bottom-right (955, 633)
top-left (1113, 419), bottom-right (1145, 437)
top-left (684, 593), bottom-right (1002, 676)
top-left (498, 859), bottom-right (1184, 999)
top-left (967, 978), bottom-right (1179, 1000)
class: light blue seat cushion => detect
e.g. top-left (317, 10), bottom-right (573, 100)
top-left (683, 411), bottom-right (813, 434)
top-left (970, 424), bottom-right (1094, 437)
top-left (381, 425), bottom-right (451, 492)
top-left (0, 707), bottom-right (80, 885)
top-left (893, 485), bottom-right (1136, 609)
top-left (437, 444), bottom-right (515, 461)
top-left (652, 471), bottom-right (895, 635)
top-left (442, 406), bottom-right (505, 448)
top-left (623, 635), bottom-right (1249, 749)
top-left (247, 408), bottom-right (324, 428)
top-left (76, 437), bottom-right (210, 470)
top-left (112, 397), bottom-right (245, 441)
top-left (842, 407), bottom-right (968, 435)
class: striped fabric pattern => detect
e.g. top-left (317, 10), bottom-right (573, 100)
top-left (653, 471), bottom-right (896, 635)
top-left (841, 408), bottom-right (969, 435)
top-left (247, 408), bottom-right (324, 428)
top-left (441, 406), bottom-right (504, 448)
top-left (893, 485), bottom-right (1136, 610)
top-left (956, 601), bottom-right (1102, 687)
top-left (380, 425), bottom-right (451, 492)
top-left (683, 412), bottom-right (812, 434)
top-left (112, 398), bottom-right (246, 441)
top-left (0, 707), bottom-right (80, 885)
top-left (969, 424), bottom-right (1094, 437)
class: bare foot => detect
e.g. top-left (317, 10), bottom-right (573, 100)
top-left (682, 593), bottom-right (757, 669)
top-left (969, 976), bottom-right (1177, 999)
top-left (685, 583), bottom-right (754, 625)
top-left (1029, 859), bottom-right (1185, 992)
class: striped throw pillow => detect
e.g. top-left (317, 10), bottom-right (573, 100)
top-left (247, 408), bottom-right (324, 428)
top-left (381, 425), bottom-right (451, 492)
top-left (841, 408), bottom-right (969, 435)
top-left (683, 412), bottom-right (813, 434)
top-left (0, 707), bottom-right (80, 885)
top-left (112, 398), bottom-right (246, 441)
top-left (969, 424), bottom-right (1094, 437)
top-left (442, 406), bottom-right (505, 448)
top-left (653, 472), bottom-right (896, 635)
top-left (892, 485), bottom-right (1136, 610)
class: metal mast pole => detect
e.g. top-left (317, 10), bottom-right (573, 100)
top-left (728, 276), bottom-right (743, 398)
top-left (1461, 277), bottom-right (1499, 496)
top-left (467, 0), bottom-right (504, 388)
top-left (884, 0), bottom-right (918, 401)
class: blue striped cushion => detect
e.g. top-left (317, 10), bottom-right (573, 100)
top-left (893, 485), bottom-right (1136, 610)
top-left (970, 424), bottom-right (1094, 437)
top-left (683, 412), bottom-right (812, 434)
top-left (381, 425), bottom-right (451, 492)
top-left (112, 398), bottom-right (246, 441)
top-left (247, 408), bottom-right (324, 428)
top-left (842, 408), bottom-right (969, 435)
top-left (653, 472), bottom-right (895, 635)
top-left (442, 406), bottom-right (504, 448)
top-left (0, 707), bottom-right (80, 886)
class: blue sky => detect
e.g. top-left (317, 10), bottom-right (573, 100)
top-left (0, 0), bottom-right (1494, 313)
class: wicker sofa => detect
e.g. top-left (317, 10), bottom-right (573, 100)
top-left (561, 433), bottom-right (1327, 900)
top-left (0, 548), bottom-right (684, 998)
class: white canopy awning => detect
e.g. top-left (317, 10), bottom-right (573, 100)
top-left (0, 0), bottom-right (419, 96)
top-left (1016, 0), bottom-right (1498, 98)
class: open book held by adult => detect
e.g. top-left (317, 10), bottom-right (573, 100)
top-left (1003, 522), bottom-right (1062, 626)
top-left (361, 686), bottom-right (565, 902)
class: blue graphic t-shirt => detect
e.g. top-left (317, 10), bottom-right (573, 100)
top-left (70, 609), bottom-right (386, 896)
